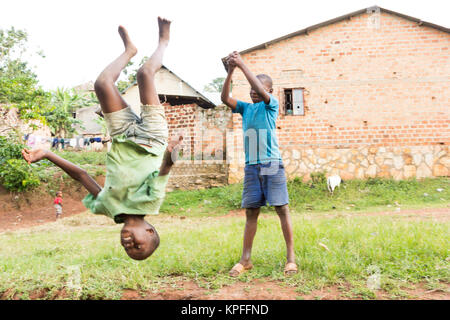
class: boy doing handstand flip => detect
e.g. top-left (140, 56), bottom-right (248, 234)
top-left (22, 17), bottom-right (181, 261)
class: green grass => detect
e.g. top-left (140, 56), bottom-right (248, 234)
top-left (53, 150), bottom-right (107, 166)
top-left (161, 177), bottom-right (450, 216)
top-left (29, 151), bottom-right (107, 194)
top-left (0, 212), bottom-right (448, 299)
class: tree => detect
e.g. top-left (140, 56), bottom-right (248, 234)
top-left (0, 27), bottom-right (50, 124)
top-left (203, 77), bottom-right (225, 93)
top-left (44, 88), bottom-right (90, 138)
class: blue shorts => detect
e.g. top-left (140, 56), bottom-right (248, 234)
top-left (241, 161), bottom-right (289, 208)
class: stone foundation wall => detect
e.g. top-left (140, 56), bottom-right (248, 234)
top-left (167, 160), bottom-right (228, 191)
top-left (227, 145), bottom-right (449, 183)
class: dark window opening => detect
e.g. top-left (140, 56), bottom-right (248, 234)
top-left (284, 88), bottom-right (304, 116)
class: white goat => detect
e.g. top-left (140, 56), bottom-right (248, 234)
top-left (327, 175), bottom-right (342, 194)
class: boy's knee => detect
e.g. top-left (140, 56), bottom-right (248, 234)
top-left (275, 204), bottom-right (289, 216)
top-left (245, 208), bottom-right (260, 220)
top-left (94, 77), bottom-right (112, 93)
top-left (137, 66), bottom-right (156, 80)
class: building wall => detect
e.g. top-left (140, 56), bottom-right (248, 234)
top-left (75, 105), bottom-right (103, 136)
top-left (167, 160), bottom-right (228, 190)
top-left (227, 10), bottom-right (450, 183)
top-left (165, 103), bottom-right (232, 160)
top-left (0, 106), bottom-right (51, 149)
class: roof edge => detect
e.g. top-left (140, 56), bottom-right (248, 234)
top-left (235, 6), bottom-right (449, 56)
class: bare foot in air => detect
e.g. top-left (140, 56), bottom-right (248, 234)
top-left (157, 17), bottom-right (171, 45)
top-left (118, 25), bottom-right (137, 56)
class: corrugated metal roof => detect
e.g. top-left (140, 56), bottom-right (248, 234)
top-left (234, 6), bottom-right (449, 56)
top-left (122, 65), bottom-right (216, 109)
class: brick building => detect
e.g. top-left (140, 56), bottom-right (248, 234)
top-left (225, 6), bottom-right (450, 183)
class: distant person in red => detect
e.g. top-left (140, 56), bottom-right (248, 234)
top-left (54, 191), bottom-right (63, 219)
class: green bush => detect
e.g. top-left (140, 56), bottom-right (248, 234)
top-left (0, 135), bottom-right (25, 165)
top-left (0, 133), bottom-right (41, 191)
top-left (0, 158), bottom-right (40, 191)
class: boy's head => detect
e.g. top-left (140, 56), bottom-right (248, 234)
top-left (120, 217), bottom-right (160, 260)
top-left (250, 74), bottom-right (273, 103)
top-left (56, 191), bottom-right (62, 197)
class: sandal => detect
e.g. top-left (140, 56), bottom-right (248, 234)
top-left (284, 262), bottom-right (298, 275)
top-left (229, 263), bottom-right (253, 277)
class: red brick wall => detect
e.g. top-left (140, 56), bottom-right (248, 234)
top-left (227, 11), bottom-right (450, 182)
top-left (165, 103), bottom-right (232, 160)
top-left (165, 103), bottom-right (197, 157)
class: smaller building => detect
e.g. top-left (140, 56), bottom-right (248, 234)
top-left (0, 105), bottom-right (51, 150)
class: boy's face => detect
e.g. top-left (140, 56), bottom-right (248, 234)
top-left (250, 79), bottom-right (273, 103)
top-left (120, 222), bottom-right (159, 260)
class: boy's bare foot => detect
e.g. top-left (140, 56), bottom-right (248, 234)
top-left (157, 17), bottom-right (171, 45)
top-left (118, 25), bottom-right (137, 56)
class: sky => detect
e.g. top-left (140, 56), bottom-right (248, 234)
top-left (1, 0), bottom-right (449, 95)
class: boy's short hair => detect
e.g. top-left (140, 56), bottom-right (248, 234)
top-left (256, 74), bottom-right (273, 88)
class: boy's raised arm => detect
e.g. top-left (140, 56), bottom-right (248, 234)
top-left (22, 148), bottom-right (102, 197)
top-left (229, 51), bottom-right (271, 104)
top-left (220, 56), bottom-right (238, 110)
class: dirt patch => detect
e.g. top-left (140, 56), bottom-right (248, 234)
top-left (321, 206), bottom-right (450, 222)
top-left (224, 207), bottom-right (450, 222)
top-left (0, 176), bottom-right (105, 232)
top-left (119, 279), bottom-right (450, 300)
top-left (2, 281), bottom-right (448, 300)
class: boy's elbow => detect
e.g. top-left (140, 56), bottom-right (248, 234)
top-left (77, 168), bottom-right (89, 180)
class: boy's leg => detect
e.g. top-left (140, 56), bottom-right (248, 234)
top-left (230, 165), bottom-right (266, 276)
top-left (136, 17), bottom-right (171, 106)
top-left (264, 162), bottom-right (297, 273)
top-left (275, 205), bottom-right (296, 266)
top-left (240, 208), bottom-right (261, 264)
top-left (230, 208), bottom-right (260, 277)
top-left (94, 26), bottom-right (137, 114)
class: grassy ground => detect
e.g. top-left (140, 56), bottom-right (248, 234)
top-left (38, 151), bottom-right (449, 216)
top-left (2, 151), bottom-right (449, 300)
top-left (53, 150), bottom-right (107, 166)
top-left (0, 210), bottom-right (448, 300)
top-left (162, 177), bottom-right (450, 216)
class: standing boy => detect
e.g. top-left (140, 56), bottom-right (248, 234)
top-left (221, 51), bottom-right (297, 276)
top-left (22, 17), bottom-right (182, 261)
top-left (54, 191), bottom-right (63, 219)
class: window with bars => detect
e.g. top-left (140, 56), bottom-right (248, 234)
top-left (284, 88), bottom-right (304, 116)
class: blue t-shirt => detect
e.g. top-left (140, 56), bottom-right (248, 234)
top-left (233, 94), bottom-right (281, 165)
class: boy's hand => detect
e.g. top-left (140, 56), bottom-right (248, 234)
top-left (159, 136), bottom-right (183, 176)
top-left (167, 135), bottom-right (183, 154)
top-left (222, 56), bottom-right (236, 73)
top-left (21, 148), bottom-right (47, 164)
top-left (228, 51), bottom-right (244, 69)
